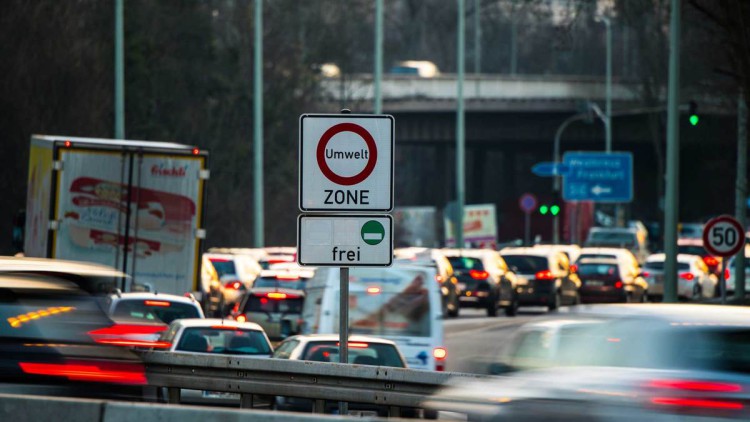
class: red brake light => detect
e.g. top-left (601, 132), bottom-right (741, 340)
top-left (192, 148), bottom-right (200, 155)
top-left (224, 281), bottom-right (242, 290)
top-left (642, 271), bottom-right (650, 278)
top-left (89, 324), bottom-right (167, 336)
top-left (679, 273), bottom-right (695, 281)
top-left (64, 140), bottom-right (72, 148)
top-left (614, 281), bottom-right (623, 288)
top-left (209, 258), bottom-right (231, 263)
top-left (703, 256), bottom-right (718, 266)
top-left (433, 347), bottom-right (447, 360)
top-left (20, 360), bottom-right (147, 385)
top-left (210, 325), bottom-right (238, 330)
top-left (266, 292), bottom-right (287, 300)
top-left (236, 314), bottom-right (247, 323)
top-left (144, 300), bottom-right (171, 307)
top-left (648, 379), bottom-right (742, 393)
top-left (276, 274), bottom-right (300, 280)
top-left (337, 342), bottom-right (369, 349)
top-left (535, 270), bottom-right (555, 280)
top-left (88, 324), bottom-right (170, 349)
top-left (726, 268), bottom-right (731, 280)
top-left (469, 270), bottom-right (489, 280)
top-left (650, 397), bottom-right (743, 410)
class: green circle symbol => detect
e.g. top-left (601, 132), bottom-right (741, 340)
top-left (361, 220), bottom-right (385, 245)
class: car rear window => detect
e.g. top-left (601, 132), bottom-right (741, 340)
top-left (644, 262), bottom-right (690, 271)
top-left (209, 259), bottom-right (237, 277)
top-left (243, 295), bottom-right (304, 314)
top-left (111, 299), bottom-right (201, 324)
top-left (253, 277), bottom-right (307, 291)
top-left (578, 263), bottom-right (618, 276)
top-left (501, 255), bottom-right (548, 273)
top-left (301, 341), bottom-right (405, 367)
top-left (587, 232), bottom-right (637, 246)
top-left (677, 246), bottom-right (707, 256)
top-left (176, 327), bottom-right (271, 355)
top-left (447, 257), bottom-right (484, 271)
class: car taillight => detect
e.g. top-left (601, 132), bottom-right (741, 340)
top-left (469, 270), bottom-right (489, 280)
top-left (88, 324), bottom-right (170, 349)
top-left (703, 256), bottom-right (719, 266)
top-left (276, 274), bottom-right (300, 280)
top-left (144, 300), bottom-right (170, 307)
top-left (614, 281), bottom-right (623, 288)
top-left (679, 273), bottom-right (695, 281)
top-left (224, 281), bottom-right (242, 290)
top-left (642, 271), bottom-right (650, 278)
top-left (336, 342), bottom-right (369, 348)
top-left (647, 379), bottom-right (744, 411)
top-left (726, 268), bottom-right (731, 280)
top-left (535, 270), bottom-right (555, 280)
top-left (266, 292), bottom-right (290, 299)
top-left (20, 360), bottom-right (147, 385)
top-left (569, 264), bottom-right (578, 273)
top-left (434, 347), bottom-right (447, 372)
top-left (236, 314), bottom-right (247, 323)
top-left (366, 286), bottom-right (381, 295)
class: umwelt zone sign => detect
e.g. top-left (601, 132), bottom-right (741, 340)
top-left (299, 114), bottom-right (394, 212)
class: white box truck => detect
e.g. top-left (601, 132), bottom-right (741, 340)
top-left (24, 135), bottom-right (209, 296)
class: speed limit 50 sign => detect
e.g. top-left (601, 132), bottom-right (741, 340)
top-left (299, 114), bottom-right (394, 212)
top-left (703, 215), bottom-right (745, 257)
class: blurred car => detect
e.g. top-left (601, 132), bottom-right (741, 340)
top-left (677, 237), bottom-right (722, 276)
top-left (258, 247), bottom-right (297, 269)
top-left (726, 247), bottom-right (750, 295)
top-left (585, 227), bottom-right (650, 264)
top-left (230, 287), bottom-right (305, 341)
top-left (441, 249), bottom-right (519, 317)
top-left (0, 262), bottom-right (147, 399)
top-left (157, 318), bottom-right (272, 404)
top-left (532, 244), bottom-right (582, 265)
top-left (576, 257), bottom-right (648, 303)
top-left (0, 256), bottom-right (127, 294)
top-left (251, 268), bottom-right (314, 291)
top-left (679, 222), bottom-right (705, 239)
top-left (272, 334), bottom-right (408, 416)
top-left (424, 304), bottom-right (750, 421)
top-left (577, 246), bottom-right (642, 276)
top-left (394, 247), bottom-right (461, 318)
top-left (642, 254), bottom-right (717, 301)
top-left (200, 252), bottom-right (262, 316)
top-left (102, 291), bottom-right (204, 345)
top-left (500, 247), bottom-right (580, 310)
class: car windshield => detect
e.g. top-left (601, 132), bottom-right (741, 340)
top-left (501, 255), bottom-right (548, 274)
top-left (243, 294), bottom-right (304, 314)
top-left (111, 299), bottom-right (201, 324)
top-left (301, 341), bottom-right (405, 367)
top-left (447, 257), bottom-right (484, 271)
top-left (253, 277), bottom-right (307, 291)
top-left (176, 327), bottom-right (271, 355)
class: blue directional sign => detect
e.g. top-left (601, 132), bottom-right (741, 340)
top-left (562, 152), bottom-right (633, 202)
top-left (531, 162), bottom-right (569, 177)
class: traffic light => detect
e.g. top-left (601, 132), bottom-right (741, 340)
top-left (688, 101), bottom-right (699, 126)
top-left (538, 193), bottom-right (561, 216)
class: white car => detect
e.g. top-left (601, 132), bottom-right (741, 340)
top-left (104, 291), bottom-right (204, 324)
top-left (726, 246), bottom-right (750, 294)
top-left (201, 252), bottom-right (263, 315)
top-left (642, 254), bottom-right (717, 300)
top-left (158, 318), bottom-right (273, 404)
top-left (532, 244), bottom-right (581, 265)
top-left (577, 247), bottom-right (641, 275)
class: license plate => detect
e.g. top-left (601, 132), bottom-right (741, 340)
top-left (585, 280), bottom-right (604, 286)
top-left (202, 391), bottom-right (240, 399)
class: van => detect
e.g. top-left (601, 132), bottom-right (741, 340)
top-left (301, 265), bottom-right (446, 371)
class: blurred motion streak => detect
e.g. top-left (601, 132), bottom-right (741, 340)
top-left (19, 360), bottom-right (146, 384)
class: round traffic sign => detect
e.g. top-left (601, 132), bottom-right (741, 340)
top-left (703, 215), bottom-right (745, 257)
top-left (316, 123), bottom-right (378, 186)
top-left (519, 193), bottom-right (538, 213)
top-left (361, 220), bottom-right (385, 245)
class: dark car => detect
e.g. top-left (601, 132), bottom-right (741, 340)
top-left (500, 247), bottom-right (581, 310)
top-left (577, 258), bottom-right (648, 303)
top-left (230, 287), bottom-right (305, 341)
top-left (441, 249), bottom-right (519, 317)
top-left (0, 269), bottom-right (147, 400)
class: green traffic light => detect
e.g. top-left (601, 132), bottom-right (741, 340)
top-left (689, 115), bottom-right (699, 126)
top-left (550, 205), bottom-right (560, 216)
top-left (539, 205), bottom-right (549, 215)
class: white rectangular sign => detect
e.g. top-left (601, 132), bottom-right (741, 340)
top-left (297, 214), bottom-right (393, 267)
top-left (299, 114), bottom-right (394, 212)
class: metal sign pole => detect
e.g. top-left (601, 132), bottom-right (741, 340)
top-left (721, 259), bottom-right (727, 305)
top-left (339, 266), bottom-right (349, 415)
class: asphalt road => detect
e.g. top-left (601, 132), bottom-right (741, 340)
top-left (443, 307), bottom-right (554, 373)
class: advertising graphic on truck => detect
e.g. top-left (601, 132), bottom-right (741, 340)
top-left (24, 135), bottom-right (208, 296)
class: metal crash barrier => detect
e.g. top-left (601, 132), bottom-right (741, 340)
top-left (141, 351), bottom-right (488, 417)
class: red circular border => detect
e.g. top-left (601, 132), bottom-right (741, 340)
top-left (702, 215), bottom-right (745, 257)
top-left (316, 123), bottom-right (378, 186)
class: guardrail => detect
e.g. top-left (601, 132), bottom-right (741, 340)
top-left (141, 351), bottom-right (489, 417)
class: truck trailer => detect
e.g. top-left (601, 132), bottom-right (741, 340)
top-left (24, 135), bottom-right (209, 296)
